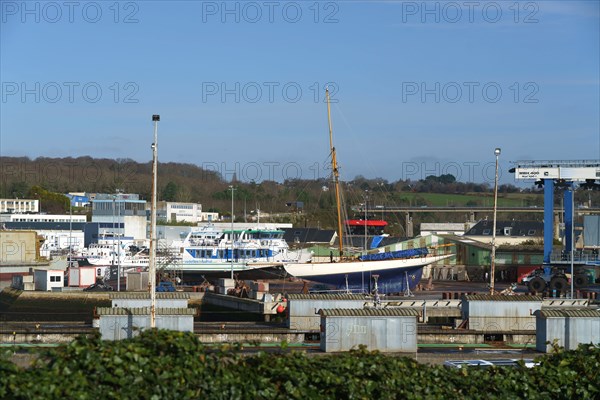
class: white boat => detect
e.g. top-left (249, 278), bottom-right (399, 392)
top-left (282, 89), bottom-right (453, 294)
top-left (164, 224), bottom-right (311, 282)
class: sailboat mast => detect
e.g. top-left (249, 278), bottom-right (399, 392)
top-left (326, 89), bottom-right (344, 256)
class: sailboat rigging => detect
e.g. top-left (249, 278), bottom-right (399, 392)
top-left (327, 88), bottom-right (345, 258)
top-left (282, 90), bottom-right (454, 294)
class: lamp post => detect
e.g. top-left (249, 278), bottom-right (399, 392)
top-left (116, 190), bottom-right (121, 292)
top-left (112, 195), bottom-right (116, 273)
top-left (229, 185), bottom-right (236, 280)
top-left (150, 114), bottom-right (160, 328)
top-left (69, 198), bottom-right (72, 263)
top-left (490, 147), bottom-right (501, 295)
top-left (570, 188), bottom-right (575, 299)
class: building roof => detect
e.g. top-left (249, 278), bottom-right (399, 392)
top-left (97, 307), bottom-right (196, 316)
top-left (438, 235), bottom-right (493, 250)
top-left (536, 309), bottom-right (600, 318)
top-left (421, 223), bottom-right (474, 231)
top-left (109, 292), bottom-right (190, 300)
top-left (319, 308), bottom-right (420, 317)
top-left (464, 295), bottom-right (543, 301)
top-left (465, 220), bottom-right (543, 237)
top-left (3, 221), bottom-right (92, 231)
top-left (287, 293), bottom-right (367, 300)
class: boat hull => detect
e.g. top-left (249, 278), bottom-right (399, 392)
top-left (283, 254), bottom-right (452, 294)
top-left (162, 262), bottom-right (288, 284)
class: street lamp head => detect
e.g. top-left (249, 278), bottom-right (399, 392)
top-left (152, 115), bottom-right (160, 121)
top-left (494, 148), bottom-right (501, 156)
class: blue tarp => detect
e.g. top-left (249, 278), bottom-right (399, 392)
top-left (370, 235), bottom-right (386, 249)
top-left (358, 247), bottom-right (429, 261)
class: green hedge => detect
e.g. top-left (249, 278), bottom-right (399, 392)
top-left (1, 330), bottom-right (598, 399)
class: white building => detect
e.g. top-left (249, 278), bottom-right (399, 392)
top-left (34, 269), bottom-right (64, 291)
top-left (0, 214), bottom-right (87, 223)
top-left (201, 212), bottom-right (219, 222)
top-left (38, 230), bottom-right (85, 257)
top-left (157, 201), bottom-right (203, 223)
top-left (0, 199), bottom-right (39, 214)
top-left (420, 222), bottom-right (476, 237)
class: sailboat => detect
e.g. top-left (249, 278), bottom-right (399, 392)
top-left (283, 89), bottom-right (453, 294)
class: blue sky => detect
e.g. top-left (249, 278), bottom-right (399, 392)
top-left (1, 0), bottom-right (599, 185)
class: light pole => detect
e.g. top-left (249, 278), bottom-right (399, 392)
top-left (69, 197), bottom-right (72, 262)
top-left (229, 185), bottom-right (236, 280)
top-left (490, 147), bottom-right (501, 295)
top-left (112, 195), bottom-right (116, 274)
top-left (570, 188), bottom-right (575, 299)
top-left (150, 114), bottom-right (160, 328)
top-left (116, 190), bottom-right (121, 292)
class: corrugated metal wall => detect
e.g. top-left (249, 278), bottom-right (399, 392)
top-left (320, 316), bottom-right (417, 353)
top-left (287, 297), bottom-right (366, 330)
top-left (99, 315), bottom-right (194, 340)
top-left (463, 298), bottom-right (541, 331)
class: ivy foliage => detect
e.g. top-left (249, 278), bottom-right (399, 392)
top-left (1, 330), bottom-right (598, 400)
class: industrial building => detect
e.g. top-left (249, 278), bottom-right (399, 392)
top-left (287, 293), bottom-right (367, 331)
top-left (461, 295), bottom-right (542, 332)
top-left (91, 193), bottom-right (147, 242)
top-left (97, 292), bottom-right (196, 340)
top-left (319, 308), bottom-right (419, 353)
top-left (535, 309), bottom-right (600, 352)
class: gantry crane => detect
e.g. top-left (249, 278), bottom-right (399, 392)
top-left (510, 160), bottom-right (600, 293)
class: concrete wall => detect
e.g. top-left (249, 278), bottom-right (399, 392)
top-left (320, 315), bottom-right (417, 353)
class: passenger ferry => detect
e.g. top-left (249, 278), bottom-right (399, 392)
top-left (165, 224), bottom-right (312, 282)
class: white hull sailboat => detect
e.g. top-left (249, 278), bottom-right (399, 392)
top-left (283, 89), bottom-right (453, 293)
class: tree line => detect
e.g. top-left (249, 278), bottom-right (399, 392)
top-left (4, 156), bottom-right (596, 234)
